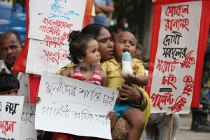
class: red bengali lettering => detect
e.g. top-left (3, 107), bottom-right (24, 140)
top-left (41, 49), bottom-right (68, 64)
top-left (39, 25), bottom-right (61, 36)
top-left (168, 95), bottom-right (187, 113)
top-left (62, 32), bottom-right (71, 41)
top-left (42, 18), bottom-right (73, 30)
top-left (156, 59), bottom-right (179, 73)
top-left (40, 41), bottom-right (62, 48)
top-left (165, 5), bottom-right (189, 17)
top-left (0, 120), bottom-right (16, 136)
top-left (180, 51), bottom-right (195, 68)
top-left (43, 35), bottom-right (66, 44)
top-left (165, 18), bottom-right (189, 31)
top-left (151, 92), bottom-right (174, 110)
top-left (182, 75), bottom-right (194, 96)
top-left (162, 74), bottom-right (177, 90)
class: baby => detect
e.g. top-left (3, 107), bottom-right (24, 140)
top-left (101, 31), bottom-right (149, 140)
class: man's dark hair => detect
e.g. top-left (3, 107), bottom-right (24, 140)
top-left (0, 31), bottom-right (22, 46)
top-left (0, 70), bottom-right (20, 92)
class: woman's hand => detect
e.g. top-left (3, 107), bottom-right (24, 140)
top-left (117, 84), bottom-right (141, 105)
top-left (122, 74), bottom-right (136, 84)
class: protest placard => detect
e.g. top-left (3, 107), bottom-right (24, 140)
top-left (25, 0), bottom-right (88, 75)
top-left (26, 39), bottom-right (69, 75)
top-left (20, 103), bottom-right (37, 140)
top-left (28, 0), bottom-right (87, 44)
top-left (147, 0), bottom-right (210, 114)
top-left (35, 72), bottom-right (118, 139)
top-left (0, 96), bottom-right (24, 140)
top-left (13, 0), bottom-right (94, 104)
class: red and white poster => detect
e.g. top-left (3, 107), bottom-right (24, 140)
top-left (147, 0), bottom-right (210, 114)
top-left (26, 0), bottom-right (87, 75)
top-left (13, 0), bottom-right (94, 103)
top-left (0, 96), bottom-right (24, 140)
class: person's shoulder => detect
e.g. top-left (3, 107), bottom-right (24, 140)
top-left (132, 58), bottom-right (145, 72)
top-left (101, 58), bottom-right (113, 65)
top-left (101, 57), bottom-right (116, 69)
top-left (101, 58), bottom-right (112, 67)
top-left (56, 62), bottom-right (76, 74)
top-left (132, 58), bottom-right (144, 64)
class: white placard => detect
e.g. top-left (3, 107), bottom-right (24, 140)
top-left (20, 103), bottom-right (37, 140)
top-left (35, 72), bottom-right (118, 139)
top-left (0, 96), bottom-right (24, 140)
top-left (28, 0), bottom-right (87, 45)
top-left (150, 1), bottom-right (202, 114)
top-left (26, 39), bottom-right (70, 75)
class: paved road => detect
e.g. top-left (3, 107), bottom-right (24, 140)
top-left (176, 113), bottom-right (210, 140)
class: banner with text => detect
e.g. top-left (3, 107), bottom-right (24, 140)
top-left (147, 0), bottom-right (210, 113)
top-left (26, 0), bottom-right (87, 75)
top-left (35, 73), bottom-right (118, 139)
top-left (20, 103), bottom-right (37, 140)
top-left (28, 0), bottom-right (87, 44)
top-left (0, 96), bottom-right (24, 140)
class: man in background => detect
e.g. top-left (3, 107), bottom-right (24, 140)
top-left (0, 31), bottom-right (29, 102)
top-left (94, 0), bottom-right (114, 26)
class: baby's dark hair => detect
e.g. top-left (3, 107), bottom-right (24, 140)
top-left (68, 31), bottom-right (95, 64)
top-left (0, 70), bottom-right (20, 93)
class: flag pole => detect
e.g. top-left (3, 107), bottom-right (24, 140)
top-left (167, 114), bottom-right (174, 140)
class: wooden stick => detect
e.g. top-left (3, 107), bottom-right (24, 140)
top-left (167, 114), bottom-right (174, 140)
top-left (152, 0), bottom-right (156, 2)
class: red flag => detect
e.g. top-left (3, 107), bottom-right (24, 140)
top-left (146, 0), bottom-right (210, 112)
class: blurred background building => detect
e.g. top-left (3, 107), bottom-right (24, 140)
top-left (0, 0), bottom-right (26, 42)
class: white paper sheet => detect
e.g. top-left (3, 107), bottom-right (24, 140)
top-left (35, 72), bottom-right (118, 139)
top-left (26, 39), bottom-right (70, 75)
top-left (150, 1), bottom-right (202, 114)
top-left (20, 103), bottom-right (37, 140)
top-left (0, 96), bottom-right (24, 140)
top-left (28, 0), bottom-right (87, 45)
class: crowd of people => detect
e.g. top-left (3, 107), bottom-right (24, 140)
top-left (0, 0), bottom-right (209, 140)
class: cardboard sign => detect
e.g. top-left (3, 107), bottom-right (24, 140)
top-left (0, 96), bottom-right (24, 140)
top-left (148, 1), bottom-right (203, 114)
top-left (20, 103), bottom-right (37, 140)
top-left (28, 0), bottom-right (87, 44)
top-left (26, 0), bottom-right (87, 75)
top-left (26, 39), bottom-right (70, 75)
top-left (35, 73), bottom-right (118, 139)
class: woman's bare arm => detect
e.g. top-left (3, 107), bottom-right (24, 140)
top-left (100, 69), bottom-right (108, 87)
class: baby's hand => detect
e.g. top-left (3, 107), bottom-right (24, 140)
top-left (35, 94), bottom-right (41, 104)
top-left (107, 111), bottom-right (115, 120)
top-left (123, 74), bottom-right (136, 84)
